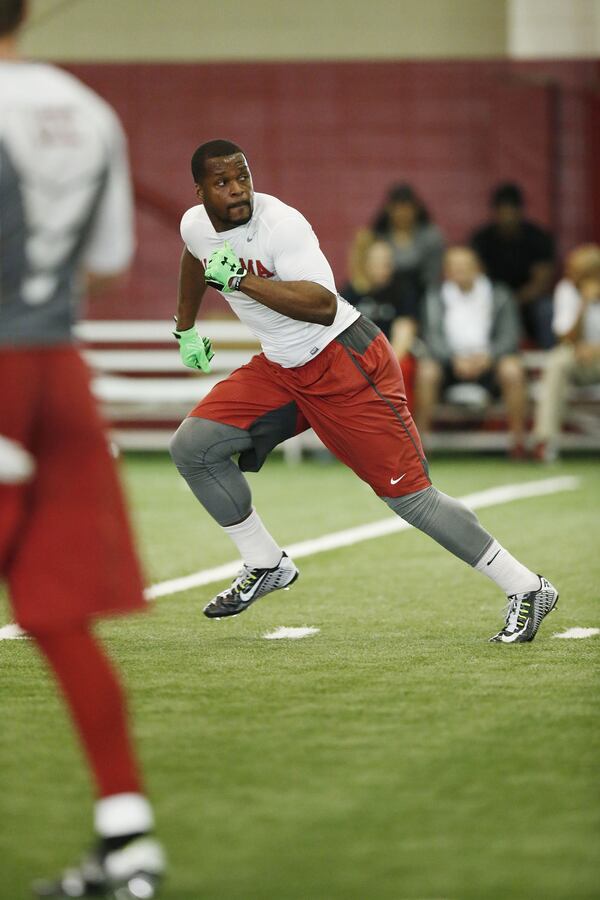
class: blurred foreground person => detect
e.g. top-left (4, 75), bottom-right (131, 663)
top-left (169, 139), bottom-right (558, 645)
top-left (532, 245), bottom-right (600, 461)
top-left (343, 239), bottom-right (420, 409)
top-left (416, 247), bottom-right (527, 457)
top-left (471, 183), bottom-right (556, 349)
top-left (0, 2), bottom-right (165, 896)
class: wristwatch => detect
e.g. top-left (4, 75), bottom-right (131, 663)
top-left (229, 272), bottom-right (246, 292)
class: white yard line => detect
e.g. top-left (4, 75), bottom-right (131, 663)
top-left (146, 475), bottom-right (580, 600)
top-left (0, 475), bottom-right (584, 641)
top-left (0, 623), bottom-right (28, 640)
top-left (263, 626), bottom-right (320, 640)
top-left (553, 627), bottom-right (599, 639)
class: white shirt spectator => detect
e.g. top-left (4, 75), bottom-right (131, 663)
top-left (552, 279), bottom-right (600, 343)
top-left (441, 275), bottom-right (494, 356)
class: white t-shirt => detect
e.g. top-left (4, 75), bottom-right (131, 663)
top-left (552, 279), bottom-right (600, 343)
top-left (180, 192), bottom-right (359, 368)
top-left (441, 276), bottom-right (494, 356)
top-left (0, 61), bottom-right (134, 345)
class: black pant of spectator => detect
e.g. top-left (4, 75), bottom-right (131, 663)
top-left (521, 296), bottom-right (555, 349)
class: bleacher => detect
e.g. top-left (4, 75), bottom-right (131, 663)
top-left (78, 320), bottom-right (600, 455)
top-left (76, 319), bottom-right (313, 459)
top-left (77, 319), bottom-right (254, 449)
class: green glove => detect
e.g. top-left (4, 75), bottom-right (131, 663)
top-left (173, 326), bottom-right (214, 373)
top-left (204, 241), bottom-right (246, 293)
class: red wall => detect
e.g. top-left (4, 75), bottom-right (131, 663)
top-left (65, 60), bottom-right (598, 319)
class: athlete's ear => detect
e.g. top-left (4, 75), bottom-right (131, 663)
top-left (195, 183), bottom-right (204, 202)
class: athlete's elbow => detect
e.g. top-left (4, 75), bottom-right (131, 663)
top-left (316, 291), bottom-right (337, 326)
top-left (315, 309), bottom-right (336, 326)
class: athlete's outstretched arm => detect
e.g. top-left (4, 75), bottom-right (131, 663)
top-left (238, 274), bottom-right (337, 326)
top-left (176, 247), bottom-right (207, 330)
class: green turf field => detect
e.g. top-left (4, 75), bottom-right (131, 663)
top-left (1, 454), bottom-right (599, 900)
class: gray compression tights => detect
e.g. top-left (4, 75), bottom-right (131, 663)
top-left (383, 487), bottom-right (493, 566)
top-left (169, 416), bottom-right (254, 527)
top-left (170, 416), bottom-right (494, 565)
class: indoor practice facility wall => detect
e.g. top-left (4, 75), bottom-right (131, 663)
top-left (65, 59), bottom-right (599, 319)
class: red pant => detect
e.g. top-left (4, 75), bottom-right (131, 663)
top-left (192, 319), bottom-right (430, 498)
top-left (399, 353), bottom-right (416, 413)
top-left (0, 346), bottom-right (146, 631)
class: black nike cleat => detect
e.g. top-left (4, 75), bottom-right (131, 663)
top-left (203, 552), bottom-right (299, 619)
top-left (489, 575), bottom-right (559, 644)
top-left (32, 836), bottom-right (165, 898)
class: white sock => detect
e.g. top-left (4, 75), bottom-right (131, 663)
top-left (474, 540), bottom-right (540, 595)
top-left (94, 793), bottom-right (154, 838)
top-left (223, 508), bottom-right (282, 568)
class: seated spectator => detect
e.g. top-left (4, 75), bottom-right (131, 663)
top-left (415, 247), bottom-right (527, 457)
top-left (343, 238), bottom-right (420, 409)
top-left (471, 183), bottom-right (556, 349)
top-left (349, 183), bottom-right (445, 298)
top-left (532, 244), bottom-right (600, 461)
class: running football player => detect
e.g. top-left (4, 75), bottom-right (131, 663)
top-left (170, 139), bottom-right (558, 645)
top-left (0, 2), bottom-right (165, 896)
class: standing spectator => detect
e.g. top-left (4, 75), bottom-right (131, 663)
top-left (0, 1), bottom-right (165, 896)
top-left (349, 183), bottom-right (445, 298)
top-left (532, 245), bottom-right (600, 461)
top-left (374, 183), bottom-right (445, 288)
top-left (471, 182), bottom-right (556, 349)
top-left (343, 239), bottom-right (420, 409)
top-left (415, 247), bottom-right (527, 457)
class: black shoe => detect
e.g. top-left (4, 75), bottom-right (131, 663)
top-left (489, 575), bottom-right (559, 643)
top-left (32, 836), bottom-right (165, 898)
top-left (203, 552), bottom-right (299, 619)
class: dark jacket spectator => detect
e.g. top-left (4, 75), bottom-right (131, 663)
top-left (343, 238), bottom-right (419, 409)
top-left (348, 184), bottom-right (445, 306)
top-left (423, 278), bottom-right (520, 364)
top-left (471, 182), bottom-right (556, 348)
top-left (343, 240), bottom-right (420, 338)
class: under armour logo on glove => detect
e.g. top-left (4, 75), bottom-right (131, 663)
top-left (205, 242), bottom-right (247, 293)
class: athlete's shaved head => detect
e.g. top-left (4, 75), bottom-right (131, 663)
top-left (191, 140), bottom-right (245, 183)
top-left (0, 0), bottom-right (25, 37)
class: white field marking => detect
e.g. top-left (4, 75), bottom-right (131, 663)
top-left (553, 627), bottom-right (600, 639)
top-left (0, 435), bottom-right (36, 484)
top-left (146, 475), bottom-right (579, 601)
top-left (263, 626), bottom-right (320, 640)
top-left (0, 623), bottom-right (29, 641)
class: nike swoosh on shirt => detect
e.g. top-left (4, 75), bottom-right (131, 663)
top-left (390, 474), bottom-right (406, 485)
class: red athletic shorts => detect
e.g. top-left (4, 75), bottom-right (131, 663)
top-left (191, 316), bottom-right (431, 498)
top-left (0, 346), bottom-right (146, 632)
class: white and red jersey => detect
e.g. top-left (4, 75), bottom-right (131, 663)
top-left (0, 61), bottom-right (134, 346)
top-left (180, 192), bottom-right (359, 368)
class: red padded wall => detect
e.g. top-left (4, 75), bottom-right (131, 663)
top-left (65, 60), bottom-right (597, 319)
